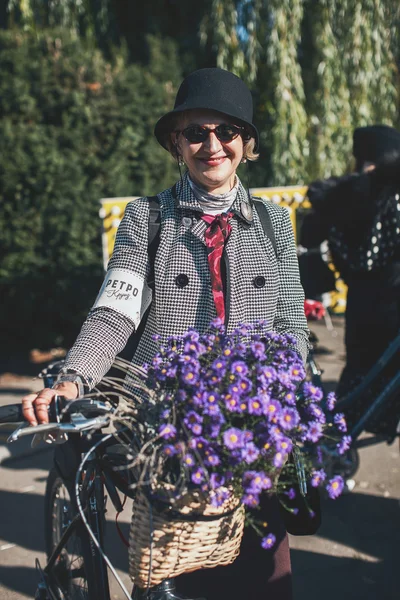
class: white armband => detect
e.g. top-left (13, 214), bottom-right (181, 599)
top-left (92, 268), bottom-right (153, 328)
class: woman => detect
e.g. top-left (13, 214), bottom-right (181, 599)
top-left (22, 68), bottom-right (309, 600)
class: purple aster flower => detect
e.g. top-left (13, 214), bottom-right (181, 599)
top-left (276, 436), bottom-right (293, 454)
top-left (259, 436), bottom-right (273, 454)
top-left (242, 493), bottom-right (260, 508)
top-left (209, 423), bottom-right (222, 438)
top-left (211, 358), bottom-right (227, 375)
top-left (165, 364), bottom-right (178, 378)
top-left (269, 425), bottom-right (283, 441)
top-left (162, 444), bottom-right (177, 457)
top-left (306, 403), bottom-right (326, 424)
top-left (189, 436), bottom-right (208, 452)
top-left (326, 475), bottom-right (344, 499)
top-left (204, 403), bottom-right (222, 417)
top-left (244, 471), bottom-right (272, 494)
top-left (302, 382), bottom-right (324, 402)
top-left (285, 487), bottom-right (296, 500)
top-left (237, 377), bottom-right (252, 394)
top-left (289, 363), bottom-right (306, 381)
top-left (248, 396), bottom-right (264, 415)
top-left (205, 453), bottom-right (221, 466)
top-left (210, 473), bottom-right (225, 489)
top-left (183, 411), bottom-right (203, 432)
top-left (259, 473), bottom-right (273, 490)
top-left (284, 333), bottom-right (297, 346)
top-left (184, 340), bottom-right (204, 356)
top-left (283, 391), bottom-right (296, 406)
top-left (210, 317), bottom-right (225, 330)
top-left (234, 342), bottom-right (247, 356)
top-left (180, 363), bottom-right (199, 386)
top-left (279, 407), bottom-right (300, 430)
top-left (250, 341), bottom-right (266, 360)
top-left (273, 451), bottom-right (285, 468)
top-left (191, 424), bottom-right (203, 435)
top-left (228, 382), bottom-right (242, 396)
top-left (175, 390), bottom-right (187, 403)
top-left (243, 470), bottom-right (259, 491)
top-left (326, 391), bottom-right (337, 411)
top-left (183, 453), bottom-right (195, 467)
top-left (222, 346), bottom-right (233, 358)
top-left (311, 469), bottom-right (326, 487)
top-left (261, 533), bottom-right (276, 550)
top-left (243, 430), bottom-right (254, 442)
top-left (223, 427), bottom-right (244, 450)
top-left (334, 413), bottom-right (348, 432)
top-left (304, 421), bottom-right (323, 443)
top-left (337, 435), bottom-right (352, 455)
top-left (231, 360), bottom-right (249, 377)
top-left (263, 399), bottom-right (282, 421)
top-left (257, 365), bottom-right (277, 386)
top-left (227, 449), bottom-right (242, 466)
top-left (210, 488), bottom-right (231, 508)
top-left (241, 442), bottom-right (260, 464)
top-left (225, 394), bottom-right (241, 413)
top-left (271, 348), bottom-right (286, 367)
top-left (191, 468), bottom-right (206, 484)
top-left (161, 408), bottom-right (171, 420)
top-left (204, 391), bottom-right (220, 406)
top-left (158, 424), bottom-right (177, 440)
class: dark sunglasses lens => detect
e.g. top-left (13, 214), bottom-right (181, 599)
top-left (216, 125), bottom-right (240, 141)
top-left (183, 126), bottom-right (208, 143)
top-left (182, 124), bottom-right (242, 143)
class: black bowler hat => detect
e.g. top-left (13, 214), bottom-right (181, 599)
top-left (154, 68), bottom-right (259, 151)
top-left (353, 124), bottom-right (400, 164)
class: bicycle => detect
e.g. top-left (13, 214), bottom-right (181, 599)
top-left (0, 377), bottom-right (204, 600)
top-left (304, 300), bottom-right (400, 481)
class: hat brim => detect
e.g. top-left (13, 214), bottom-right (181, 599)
top-left (154, 97), bottom-right (259, 151)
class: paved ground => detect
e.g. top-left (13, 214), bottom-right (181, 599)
top-left (0, 316), bottom-right (399, 599)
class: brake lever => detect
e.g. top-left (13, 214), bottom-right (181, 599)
top-left (7, 414), bottom-right (110, 444)
top-left (7, 421), bottom-right (61, 443)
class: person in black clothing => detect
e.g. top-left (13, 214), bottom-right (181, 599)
top-left (300, 124), bottom-right (400, 436)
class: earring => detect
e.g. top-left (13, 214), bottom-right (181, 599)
top-left (241, 157), bottom-right (247, 164)
top-left (178, 155), bottom-right (185, 167)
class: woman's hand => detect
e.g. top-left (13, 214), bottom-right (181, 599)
top-left (21, 381), bottom-right (79, 426)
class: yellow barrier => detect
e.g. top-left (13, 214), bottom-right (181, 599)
top-left (99, 187), bottom-right (347, 314)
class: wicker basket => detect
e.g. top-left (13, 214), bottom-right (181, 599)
top-left (128, 488), bottom-right (245, 588)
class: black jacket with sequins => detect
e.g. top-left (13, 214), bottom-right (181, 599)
top-left (300, 153), bottom-right (400, 284)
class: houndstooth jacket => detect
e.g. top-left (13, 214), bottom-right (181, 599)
top-left (58, 173), bottom-right (310, 391)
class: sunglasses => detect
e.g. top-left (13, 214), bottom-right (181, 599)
top-left (177, 123), bottom-right (249, 144)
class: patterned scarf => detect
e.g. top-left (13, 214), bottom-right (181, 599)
top-left (202, 212), bottom-right (234, 322)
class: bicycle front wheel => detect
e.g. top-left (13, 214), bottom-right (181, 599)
top-left (44, 467), bottom-right (93, 599)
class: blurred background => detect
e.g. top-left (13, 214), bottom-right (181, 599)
top-left (0, 0), bottom-right (399, 363)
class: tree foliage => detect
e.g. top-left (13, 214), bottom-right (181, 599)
top-left (0, 29), bottom-right (182, 348)
top-left (1, 1), bottom-right (400, 348)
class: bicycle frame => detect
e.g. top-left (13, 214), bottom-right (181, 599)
top-left (335, 331), bottom-right (400, 442)
top-left (37, 441), bottom-right (112, 600)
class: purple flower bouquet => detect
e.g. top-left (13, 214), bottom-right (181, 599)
top-left (116, 320), bottom-right (349, 586)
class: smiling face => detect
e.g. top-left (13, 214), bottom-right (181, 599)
top-left (172, 109), bottom-right (245, 194)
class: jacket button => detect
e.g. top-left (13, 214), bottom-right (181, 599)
top-left (253, 276), bottom-right (266, 289)
top-left (175, 274), bottom-right (189, 288)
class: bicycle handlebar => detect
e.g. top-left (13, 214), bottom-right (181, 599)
top-left (0, 403), bottom-right (24, 424)
top-left (0, 396), bottom-right (115, 443)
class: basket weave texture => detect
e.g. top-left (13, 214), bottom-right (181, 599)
top-left (128, 489), bottom-right (245, 588)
